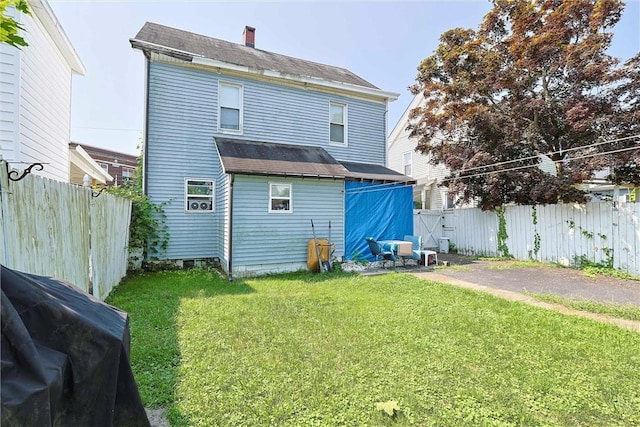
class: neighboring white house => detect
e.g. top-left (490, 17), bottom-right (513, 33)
top-left (0, 0), bottom-right (89, 182)
top-left (388, 93), bottom-right (459, 210)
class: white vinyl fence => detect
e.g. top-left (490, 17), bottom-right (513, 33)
top-left (415, 202), bottom-right (640, 276)
top-left (0, 161), bottom-right (132, 300)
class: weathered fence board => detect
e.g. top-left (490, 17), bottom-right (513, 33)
top-left (415, 202), bottom-right (640, 276)
top-left (90, 192), bottom-right (132, 300)
top-left (0, 161), bottom-right (132, 299)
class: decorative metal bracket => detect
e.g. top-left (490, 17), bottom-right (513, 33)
top-left (92, 187), bottom-right (106, 198)
top-left (7, 162), bottom-right (44, 182)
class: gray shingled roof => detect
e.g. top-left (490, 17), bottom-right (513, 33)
top-left (341, 161), bottom-right (416, 183)
top-left (215, 138), bottom-right (349, 179)
top-left (131, 22), bottom-right (378, 89)
top-left (215, 138), bottom-right (414, 183)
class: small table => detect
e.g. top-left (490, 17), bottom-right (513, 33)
top-left (378, 240), bottom-right (413, 257)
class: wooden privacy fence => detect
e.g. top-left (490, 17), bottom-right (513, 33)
top-left (415, 202), bottom-right (640, 276)
top-left (0, 161), bottom-right (132, 300)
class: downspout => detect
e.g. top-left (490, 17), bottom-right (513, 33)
top-left (228, 173), bottom-right (235, 281)
top-left (143, 54), bottom-right (150, 194)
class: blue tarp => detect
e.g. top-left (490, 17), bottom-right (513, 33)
top-left (344, 181), bottom-right (413, 262)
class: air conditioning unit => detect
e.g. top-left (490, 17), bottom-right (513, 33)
top-left (188, 199), bottom-right (211, 211)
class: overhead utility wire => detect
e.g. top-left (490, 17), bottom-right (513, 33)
top-left (457, 134), bottom-right (640, 173)
top-left (440, 145), bottom-right (640, 183)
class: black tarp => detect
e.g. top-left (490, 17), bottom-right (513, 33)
top-left (1, 265), bottom-right (150, 426)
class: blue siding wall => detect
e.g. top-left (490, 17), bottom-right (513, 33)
top-left (146, 60), bottom-right (387, 263)
top-left (147, 62), bottom-right (221, 260)
top-left (231, 175), bottom-right (344, 276)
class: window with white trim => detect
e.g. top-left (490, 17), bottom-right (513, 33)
top-left (218, 81), bottom-right (243, 132)
top-left (122, 167), bottom-right (133, 182)
top-left (329, 102), bottom-right (346, 144)
top-left (269, 183), bottom-right (292, 213)
top-left (185, 179), bottom-right (214, 213)
top-left (403, 151), bottom-right (412, 176)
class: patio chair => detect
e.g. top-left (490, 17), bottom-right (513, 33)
top-left (365, 237), bottom-right (397, 268)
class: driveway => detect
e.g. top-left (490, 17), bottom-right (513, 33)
top-left (426, 254), bottom-right (640, 307)
top-left (408, 253), bottom-right (640, 332)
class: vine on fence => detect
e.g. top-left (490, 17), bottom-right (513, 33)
top-left (567, 221), bottom-right (614, 269)
top-left (106, 151), bottom-right (169, 261)
top-left (530, 206), bottom-right (541, 260)
top-left (496, 207), bottom-right (512, 258)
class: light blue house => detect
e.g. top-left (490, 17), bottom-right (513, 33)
top-left (130, 23), bottom-right (413, 278)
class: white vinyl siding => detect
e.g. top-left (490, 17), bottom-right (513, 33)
top-left (0, 44), bottom-right (20, 163)
top-left (329, 101), bottom-right (347, 145)
top-left (403, 151), bottom-right (412, 176)
top-left (1, 9), bottom-right (75, 182)
top-left (218, 81), bottom-right (242, 133)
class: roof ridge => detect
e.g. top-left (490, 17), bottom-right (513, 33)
top-left (134, 22), bottom-right (380, 91)
top-left (144, 22), bottom-right (356, 75)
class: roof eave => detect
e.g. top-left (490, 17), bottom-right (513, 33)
top-left (130, 39), bottom-right (399, 101)
top-left (69, 145), bottom-right (113, 183)
top-left (224, 169), bottom-right (346, 180)
top-left (193, 56), bottom-right (399, 101)
top-left (29, 0), bottom-right (85, 75)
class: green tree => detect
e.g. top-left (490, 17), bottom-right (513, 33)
top-left (605, 53), bottom-right (640, 185)
top-left (409, 0), bottom-right (636, 210)
top-left (107, 149), bottom-right (169, 260)
top-left (1, 0), bottom-right (30, 48)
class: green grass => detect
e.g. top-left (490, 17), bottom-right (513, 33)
top-left (581, 266), bottom-right (640, 281)
top-left (108, 270), bottom-right (640, 426)
top-left (483, 259), bottom-right (555, 270)
top-left (528, 293), bottom-right (640, 321)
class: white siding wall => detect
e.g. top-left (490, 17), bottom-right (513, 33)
top-left (388, 127), bottom-right (449, 209)
top-left (0, 9), bottom-right (74, 182)
top-left (231, 175), bottom-right (344, 277)
top-left (0, 39), bottom-right (21, 162)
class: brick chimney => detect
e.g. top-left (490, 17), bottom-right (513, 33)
top-left (243, 26), bottom-right (255, 48)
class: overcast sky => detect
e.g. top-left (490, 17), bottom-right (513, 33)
top-left (49, 0), bottom-right (640, 156)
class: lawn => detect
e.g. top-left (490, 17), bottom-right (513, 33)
top-left (108, 270), bottom-right (640, 426)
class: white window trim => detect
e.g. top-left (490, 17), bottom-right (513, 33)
top-left (329, 101), bottom-right (347, 146)
top-left (217, 80), bottom-right (243, 134)
top-left (185, 178), bottom-right (215, 213)
top-left (268, 182), bottom-right (293, 214)
top-left (403, 151), bottom-right (413, 177)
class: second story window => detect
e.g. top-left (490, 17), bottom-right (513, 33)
top-left (329, 102), bottom-right (346, 145)
top-left (219, 81), bottom-right (243, 133)
top-left (403, 151), bottom-right (412, 176)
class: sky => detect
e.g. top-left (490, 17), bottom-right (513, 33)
top-left (48, 0), bottom-right (640, 156)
